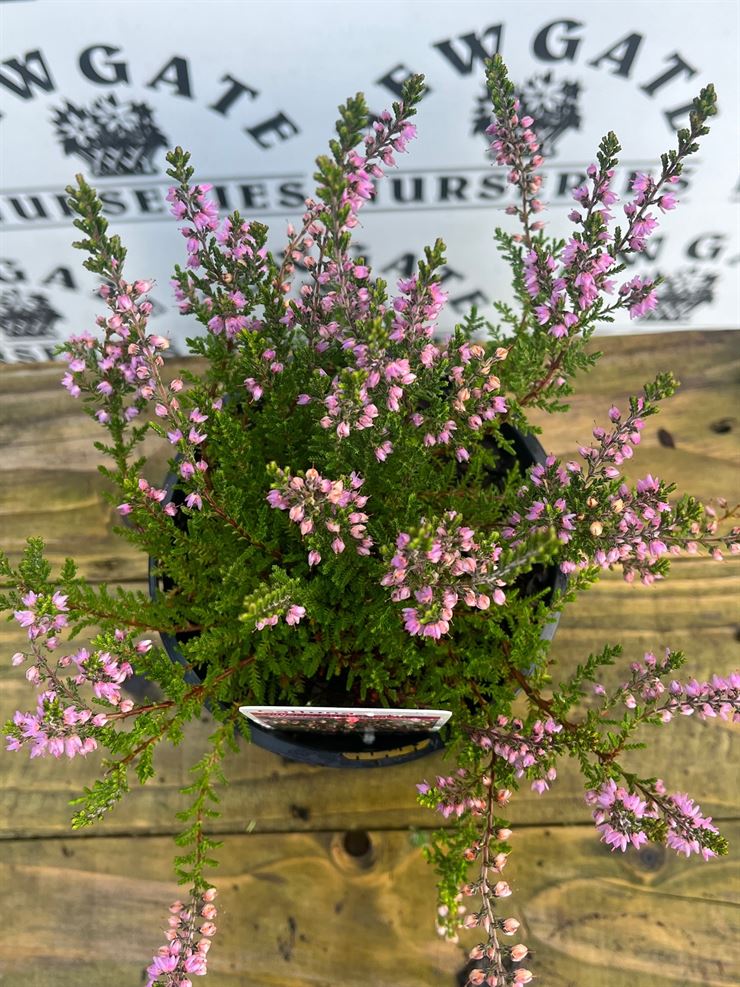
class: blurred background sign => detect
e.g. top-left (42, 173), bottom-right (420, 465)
top-left (1, 0), bottom-right (738, 360)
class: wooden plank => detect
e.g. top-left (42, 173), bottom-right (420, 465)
top-left (0, 823), bottom-right (737, 987)
top-left (1, 332), bottom-right (738, 575)
top-left (0, 551), bottom-right (737, 838)
top-left (1, 333), bottom-right (738, 985)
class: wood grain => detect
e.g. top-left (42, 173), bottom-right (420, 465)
top-left (1, 331), bottom-right (739, 986)
top-left (1, 825), bottom-right (738, 987)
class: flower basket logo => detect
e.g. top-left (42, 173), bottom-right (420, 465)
top-left (51, 95), bottom-right (169, 176)
top-left (473, 71), bottom-right (581, 157)
top-left (0, 287), bottom-right (62, 338)
top-left (643, 267), bottom-right (718, 321)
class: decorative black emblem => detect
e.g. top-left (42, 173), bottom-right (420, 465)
top-left (643, 268), bottom-right (718, 321)
top-left (473, 72), bottom-right (582, 157)
top-left (51, 94), bottom-right (169, 176)
top-left (0, 286), bottom-right (62, 338)
top-left (0, 286), bottom-right (64, 362)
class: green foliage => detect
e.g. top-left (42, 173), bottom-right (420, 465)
top-left (70, 765), bottom-right (129, 829)
top-left (551, 643), bottom-right (623, 719)
top-left (173, 721), bottom-right (236, 890)
top-left (2, 63), bottom-right (732, 962)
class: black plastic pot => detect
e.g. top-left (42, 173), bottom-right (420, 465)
top-left (149, 423), bottom-right (565, 768)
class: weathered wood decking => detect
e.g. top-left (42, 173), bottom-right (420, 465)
top-left (1, 331), bottom-right (738, 986)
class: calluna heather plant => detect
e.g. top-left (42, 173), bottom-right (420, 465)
top-left (2, 57), bottom-right (739, 985)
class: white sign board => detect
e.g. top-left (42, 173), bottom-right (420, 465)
top-left (1, 0), bottom-right (738, 361)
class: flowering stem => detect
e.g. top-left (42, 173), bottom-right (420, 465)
top-left (477, 760), bottom-right (510, 982)
top-left (31, 640), bottom-right (82, 706)
top-left (105, 699), bottom-right (176, 721)
top-left (506, 661), bottom-right (642, 769)
top-left (105, 655), bottom-right (256, 768)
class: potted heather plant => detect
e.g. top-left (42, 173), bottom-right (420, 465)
top-left (2, 57), bottom-right (738, 986)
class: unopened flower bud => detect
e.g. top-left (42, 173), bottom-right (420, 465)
top-left (590, 521), bottom-right (603, 537)
top-left (510, 944), bottom-right (529, 962)
top-left (496, 828), bottom-right (513, 840)
top-left (492, 852), bottom-right (508, 871)
top-left (501, 917), bottom-right (520, 934)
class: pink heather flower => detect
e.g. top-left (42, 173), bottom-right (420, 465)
top-left (402, 608), bottom-right (422, 635)
top-left (61, 373), bottom-right (81, 397)
top-left (588, 779), bottom-right (649, 851)
top-left (664, 792), bottom-right (719, 859)
top-left (513, 970), bottom-right (534, 984)
top-left (117, 503), bottom-right (132, 515)
top-left (256, 614), bottom-right (279, 631)
top-left (285, 605), bottom-right (306, 626)
top-left (185, 492), bottom-right (203, 511)
top-left (375, 440), bottom-right (393, 461)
